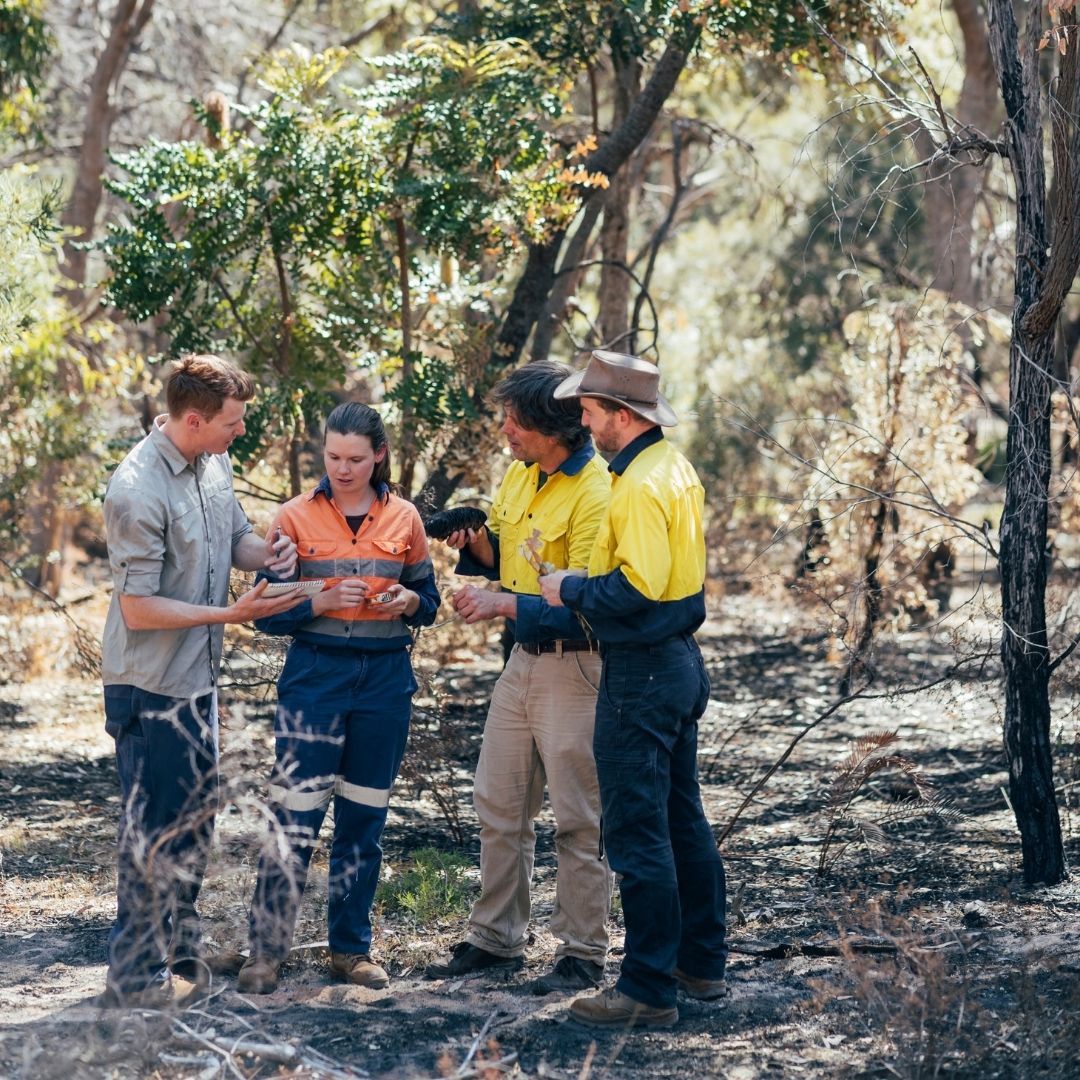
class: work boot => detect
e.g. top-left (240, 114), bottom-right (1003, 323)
top-left (329, 952), bottom-right (390, 989)
top-left (172, 948), bottom-right (246, 986)
top-left (568, 987), bottom-right (678, 1030)
top-left (530, 956), bottom-right (605, 995)
top-left (673, 967), bottom-right (728, 1001)
top-left (424, 942), bottom-right (524, 979)
top-left (237, 956), bottom-right (282, 995)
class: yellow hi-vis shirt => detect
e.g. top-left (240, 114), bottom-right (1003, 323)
top-left (562, 429), bottom-right (707, 644)
top-left (491, 452), bottom-right (610, 593)
top-left (458, 443), bottom-right (610, 643)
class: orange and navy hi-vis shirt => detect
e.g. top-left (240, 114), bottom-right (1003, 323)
top-left (253, 477), bottom-right (439, 652)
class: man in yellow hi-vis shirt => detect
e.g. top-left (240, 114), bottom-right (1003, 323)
top-left (540, 350), bottom-right (727, 1030)
top-left (425, 361), bottom-right (613, 994)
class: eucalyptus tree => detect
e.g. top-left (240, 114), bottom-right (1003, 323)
top-left (101, 40), bottom-right (581, 494)
top-left (416, 0), bottom-right (914, 508)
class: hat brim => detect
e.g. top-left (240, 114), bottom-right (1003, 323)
top-left (554, 370), bottom-right (679, 427)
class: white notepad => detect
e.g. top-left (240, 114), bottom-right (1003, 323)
top-left (263, 580), bottom-right (325, 597)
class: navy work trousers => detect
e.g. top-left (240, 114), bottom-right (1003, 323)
top-left (103, 685), bottom-right (217, 994)
top-left (248, 643), bottom-right (414, 960)
top-left (594, 634), bottom-right (727, 1009)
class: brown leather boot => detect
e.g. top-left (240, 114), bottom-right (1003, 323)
top-left (673, 966), bottom-right (728, 1001)
top-left (329, 952), bottom-right (390, 989)
top-left (237, 956), bottom-right (281, 995)
top-left (568, 987), bottom-right (678, 1029)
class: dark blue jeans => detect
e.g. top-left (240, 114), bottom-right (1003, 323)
top-left (103, 685), bottom-right (218, 994)
top-left (594, 635), bottom-right (727, 1009)
top-left (248, 644), bottom-right (414, 960)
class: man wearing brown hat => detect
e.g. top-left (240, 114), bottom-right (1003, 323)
top-left (539, 349), bottom-right (727, 1030)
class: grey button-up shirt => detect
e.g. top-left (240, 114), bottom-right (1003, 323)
top-left (101, 417), bottom-right (253, 698)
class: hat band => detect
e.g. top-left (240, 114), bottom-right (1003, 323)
top-left (581, 381), bottom-right (658, 408)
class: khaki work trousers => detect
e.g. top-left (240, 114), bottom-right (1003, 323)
top-left (465, 644), bottom-right (611, 963)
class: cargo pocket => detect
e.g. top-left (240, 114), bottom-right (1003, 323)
top-left (594, 744), bottom-right (659, 835)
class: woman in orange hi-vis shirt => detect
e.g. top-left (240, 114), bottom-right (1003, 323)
top-left (237, 402), bottom-right (439, 994)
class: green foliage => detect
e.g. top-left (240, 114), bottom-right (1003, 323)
top-left (445, 1), bottom-right (911, 72)
top-left (702, 0), bottom-right (913, 58)
top-left (0, 0), bottom-right (51, 141)
top-left (100, 42), bottom-right (578, 472)
top-left (446, 1), bottom-right (678, 70)
top-left (0, 169), bottom-right (130, 550)
top-left (375, 847), bottom-right (476, 922)
top-left (0, 166), bottom-right (62, 344)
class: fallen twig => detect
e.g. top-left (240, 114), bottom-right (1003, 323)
top-left (730, 937), bottom-right (898, 959)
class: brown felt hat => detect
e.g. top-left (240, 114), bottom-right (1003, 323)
top-left (554, 349), bottom-right (678, 427)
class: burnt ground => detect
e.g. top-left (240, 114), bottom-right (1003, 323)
top-left (1, 586), bottom-right (1079, 1079)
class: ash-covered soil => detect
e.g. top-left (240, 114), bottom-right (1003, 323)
top-left (1, 591), bottom-right (1079, 1079)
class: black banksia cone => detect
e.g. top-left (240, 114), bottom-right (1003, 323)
top-left (423, 506), bottom-right (487, 540)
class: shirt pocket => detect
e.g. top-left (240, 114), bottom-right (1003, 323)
top-left (495, 501), bottom-right (527, 550)
top-left (371, 537), bottom-right (411, 581)
top-left (538, 521), bottom-right (568, 566)
top-left (298, 540), bottom-right (339, 578)
top-left (165, 500), bottom-right (208, 574)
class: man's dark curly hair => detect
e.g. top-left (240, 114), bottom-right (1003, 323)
top-left (490, 360), bottom-right (590, 453)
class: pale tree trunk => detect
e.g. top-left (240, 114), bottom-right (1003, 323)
top-left (61, 0), bottom-right (155, 290)
top-left (35, 1), bottom-right (154, 593)
top-left (986, 0), bottom-right (1074, 885)
top-left (597, 23), bottom-right (642, 352)
top-left (916, 0), bottom-right (999, 306)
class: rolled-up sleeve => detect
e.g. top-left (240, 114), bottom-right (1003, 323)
top-left (231, 490), bottom-right (254, 546)
top-left (104, 487), bottom-right (166, 597)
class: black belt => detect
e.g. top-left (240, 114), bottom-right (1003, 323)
top-left (518, 639), bottom-right (596, 656)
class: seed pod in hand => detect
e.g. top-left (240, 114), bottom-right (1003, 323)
top-left (423, 506), bottom-right (487, 540)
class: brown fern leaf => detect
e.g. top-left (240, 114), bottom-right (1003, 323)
top-left (835, 730), bottom-right (902, 776)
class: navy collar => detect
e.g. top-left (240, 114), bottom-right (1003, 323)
top-left (608, 426), bottom-right (663, 476)
top-left (311, 475), bottom-right (390, 502)
top-left (524, 441), bottom-right (595, 478)
top-left (554, 442), bottom-right (595, 477)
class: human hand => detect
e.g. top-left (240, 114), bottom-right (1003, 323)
top-left (229, 578), bottom-right (309, 623)
top-left (443, 527), bottom-right (480, 551)
top-left (264, 527), bottom-right (298, 576)
top-left (368, 583), bottom-right (419, 617)
top-left (538, 570), bottom-right (569, 608)
top-left (452, 584), bottom-right (511, 623)
top-left (314, 577), bottom-right (370, 614)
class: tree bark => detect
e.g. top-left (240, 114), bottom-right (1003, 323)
top-left (915, 0), bottom-right (1000, 306)
top-left (986, 0), bottom-right (1068, 885)
top-left (530, 198), bottom-right (604, 362)
top-left (597, 19), bottom-right (642, 351)
top-left (61, 0), bottom-right (155, 289)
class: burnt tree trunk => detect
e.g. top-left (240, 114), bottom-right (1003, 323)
top-left (986, 0), bottom-right (1071, 885)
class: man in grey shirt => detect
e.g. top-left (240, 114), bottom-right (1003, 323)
top-left (101, 353), bottom-right (302, 1006)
